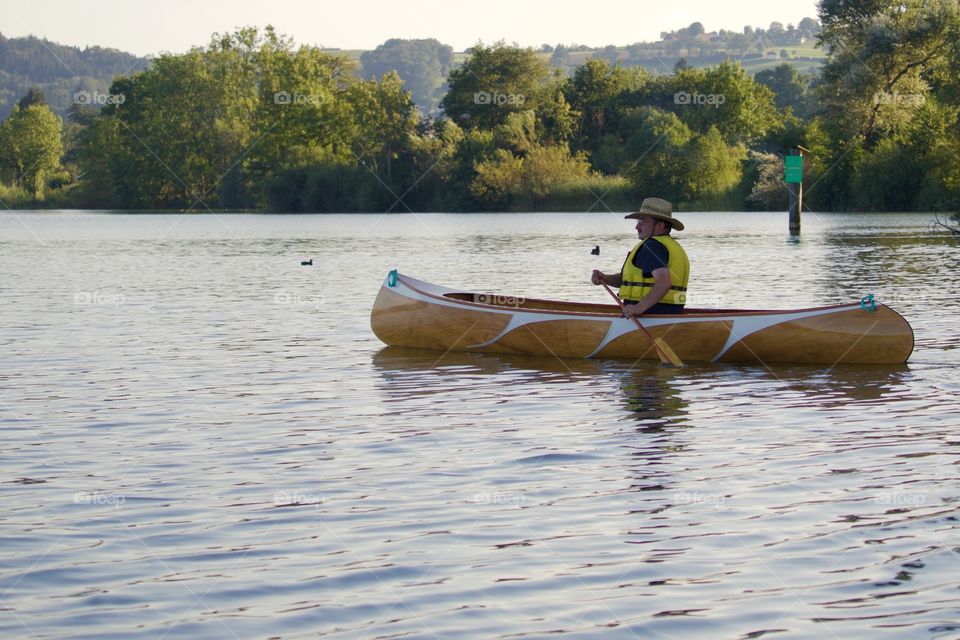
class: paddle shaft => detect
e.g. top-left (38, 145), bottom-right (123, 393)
top-left (600, 280), bottom-right (684, 367)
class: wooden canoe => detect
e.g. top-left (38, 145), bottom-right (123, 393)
top-left (370, 272), bottom-right (914, 365)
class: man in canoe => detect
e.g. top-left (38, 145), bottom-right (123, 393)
top-left (591, 197), bottom-right (690, 316)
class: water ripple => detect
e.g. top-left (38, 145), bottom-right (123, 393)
top-left (1, 212), bottom-right (959, 638)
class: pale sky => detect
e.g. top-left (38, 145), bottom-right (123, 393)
top-left (0, 0), bottom-right (821, 56)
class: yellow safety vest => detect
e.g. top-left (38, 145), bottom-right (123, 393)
top-left (619, 235), bottom-right (690, 305)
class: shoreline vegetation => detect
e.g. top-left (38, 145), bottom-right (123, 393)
top-left (2, 2), bottom-right (960, 215)
top-left (3, 208), bottom-right (953, 219)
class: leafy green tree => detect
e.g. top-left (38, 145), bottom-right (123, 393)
top-left (536, 77), bottom-right (578, 146)
top-left (617, 106), bottom-right (693, 201)
top-left (520, 145), bottom-right (592, 203)
top-left (848, 137), bottom-right (922, 210)
top-left (746, 151), bottom-right (788, 210)
top-left (818, 0), bottom-right (959, 147)
top-left (0, 102), bottom-right (63, 197)
top-left (470, 143), bottom-right (627, 210)
top-left (612, 106), bottom-right (746, 205)
top-left (360, 39), bottom-right (454, 114)
top-left (755, 64), bottom-right (814, 118)
top-left (401, 118), bottom-right (467, 210)
top-left (441, 43), bottom-right (552, 130)
top-left (797, 116), bottom-right (853, 211)
top-left (73, 34), bottom-right (262, 209)
top-left (66, 98), bottom-right (98, 127)
top-left (69, 26), bottom-right (360, 209)
top-left (912, 99), bottom-right (960, 209)
top-left (809, 0), bottom-right (960, 209)
top-left (70, 113), bottom-right (119, 207)
top-left (665, 61), bottom-right (781, 145)
top-left (203, 27), bottom-right (273, 207)
top-left (470, 148), bottom-right (523, 205)
top-left (17, 87), bottom-right (46, 110)
top-left (683, 126), bottom-right (747, 202)
top-left (848, 96), bottom-right (960, 210)
top-left (491, 110), bottom-right (538, 156)
top-left (564, 59), bottom-right (648, 151)
top-left (103, 51), bottom-right (230, 207)
top-left (346, 71), bottom-right (420, 187)
top-left (63, 97), bottom-right (98, 169)
top-left (247, 35), bottom-right (356, 207)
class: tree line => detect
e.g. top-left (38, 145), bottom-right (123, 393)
top-left (2, 0), bottom-right (960, 213)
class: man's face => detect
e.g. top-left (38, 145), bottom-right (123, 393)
top-left (634, 216), bottom-right (659, 239)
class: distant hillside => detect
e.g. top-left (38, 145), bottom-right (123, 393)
top-left (543, 18), bottom-right (824, 77)
top-left (0, 33), bottom-right (149, 120)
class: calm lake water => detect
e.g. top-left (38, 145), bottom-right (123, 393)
top-left (1, 210), bottom-right (959, 639)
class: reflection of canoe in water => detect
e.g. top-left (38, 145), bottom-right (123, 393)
top-left (370, 272), bottom-right (915, 365)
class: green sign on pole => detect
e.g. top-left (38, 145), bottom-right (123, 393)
top-left (785, 155), bottom-right (803, 183)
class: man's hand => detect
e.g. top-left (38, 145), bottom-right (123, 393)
top-left (591, 270), bottom-right (605, 285)
top-left (621, 303), bottom-right (641, 318)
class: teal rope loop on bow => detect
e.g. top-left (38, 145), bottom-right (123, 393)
top-left (859, 293), bottom-right (875, 312)
top-left (387, 269), bottom-right (398, 287)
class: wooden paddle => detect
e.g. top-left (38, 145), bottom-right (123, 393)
top-left (600, 281), bottom-right (684, 367)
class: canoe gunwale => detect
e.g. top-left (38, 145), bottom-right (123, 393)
top-left (397, 273), bottom-right (870, 320)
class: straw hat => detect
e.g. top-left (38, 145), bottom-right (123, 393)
top-left (624, 197), bottom-right (684, 231)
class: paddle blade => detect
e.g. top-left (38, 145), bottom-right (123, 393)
top-left (652, 335), bottom-right (684, 367)
top-left (598, 279), bottom-right (683, 366)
